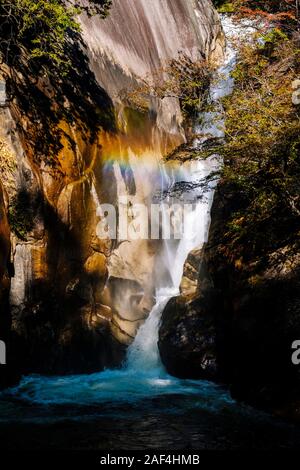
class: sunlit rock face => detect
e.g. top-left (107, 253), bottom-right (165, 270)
top-left (80, 0), bottom-right (223, 90)
top-left (0, 0), bottom-right (223, 375)
top-left (0, 178), bottom-right (10, 319)
top-left (79, 0), bottom-right (224, 344)
top-left (81, 0), bottom-right (223, 133)
top-left (0, 175), bottom-right (11, 387)
top-left (0, 108), bottom-right (19, 322)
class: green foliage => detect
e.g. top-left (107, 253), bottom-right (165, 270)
top-left (121, 54), bottom-right (212, 122)
top-left (8, 191), bottom-right (35, 240)
top-left (215, 0), bottom-right (299, 31)
top-left (217, 31), bottom-right (300, 260)
top-left (0, 0), bottom-right (111, 69)
top-left (0, 0), bottom-right (115, 166)
top-left (215, 1), bottom-right (236, 13)
top-left (17, 0), bottom-right (79, 67)
top-left (260, 28), bottom-right (289, 45)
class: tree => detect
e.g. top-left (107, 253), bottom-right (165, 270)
top-left (0, 0), bottom-right (111, 68)
top-left (215, 0), bottom-right (299, 30)
top-left (215, 18), bottom-right (300, 259)
top-left (238, 0), bottom-right (299, 28)
top-left (66, 0), bottom-right (112, 17)
top-left (0, 0), bottom-right (115, 166)
top-left (120, 54), bottom-right (212, 121)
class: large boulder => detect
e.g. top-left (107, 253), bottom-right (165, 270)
top-left (159, 287), bottom-right (220, 380)
top-left (159, 244), bottom-right (222, 381)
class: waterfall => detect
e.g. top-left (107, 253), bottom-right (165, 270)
top-left (4, 17), bottom-right (295, 451)
top-left (126, 297), bottom-right (171, 373)
top-left (1, 17), bottom-right (260, 421)
top-left (125, 14), bottom-right (240, 375)
top-left (125, 156), bottom-right (221, 375)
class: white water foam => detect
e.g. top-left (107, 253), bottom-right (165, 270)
top-left (125, 15), bottom-right (243, 377)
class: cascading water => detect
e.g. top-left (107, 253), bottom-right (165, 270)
top-left (125, 154), bottom-right (221, 375)
top-left (124, 15), bottom-right (239, 377)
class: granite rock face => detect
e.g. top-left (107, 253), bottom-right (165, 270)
top-left (80, 0), bottom-right (224, 116)
top-left (158, 244), bottom-right (219, 380)
top-left (159, 286), bottom-right (220, 380)
top-left (0, 179), bottom-right (12, 387)
top-left (0, 180), bottom-right (10, 297)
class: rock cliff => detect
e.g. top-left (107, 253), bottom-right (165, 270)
top-left (0, 179), bottom-right (10, 362)
top-left (0, 0), bottom-right (223, 380)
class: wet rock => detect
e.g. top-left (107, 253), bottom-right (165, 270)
top-left (179, 248), bottom-right (202, 296)
top-left (159, 287), bottom-right (220, 380)
top-left (84, 253), bottom-right (108, 286)
top-left (200, 187), bottom-right (300, 412)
